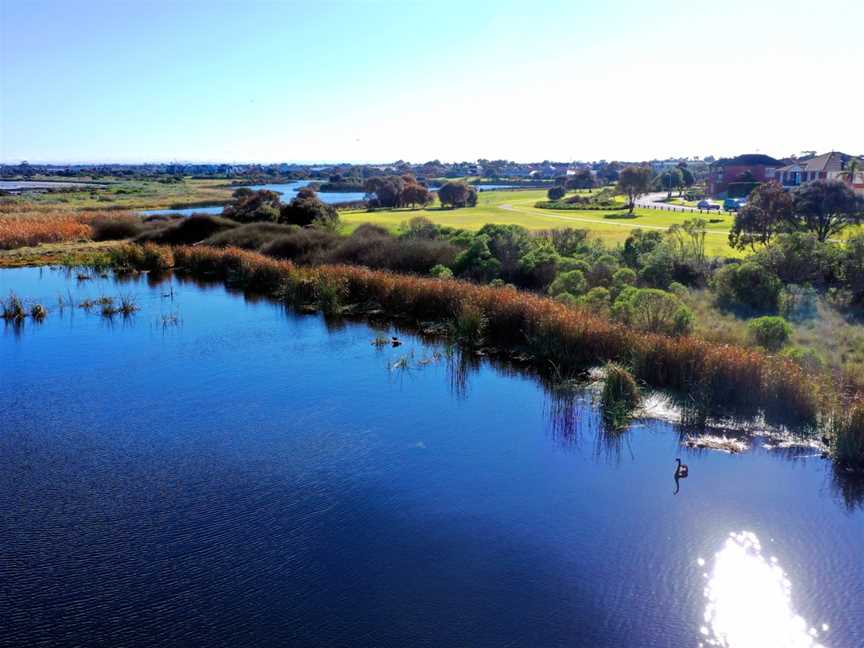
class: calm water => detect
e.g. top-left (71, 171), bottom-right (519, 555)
top-left (139, 181), bottom-right (367, 218)
top-left (1, 268), bottom-right (862, 648)
top-left (139, 181), bottom-right (367, 217)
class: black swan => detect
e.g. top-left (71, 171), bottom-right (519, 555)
top-left (675, 458), bottom-right (689, 478)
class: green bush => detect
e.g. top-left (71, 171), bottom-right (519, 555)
top-left (747, 316), bottom-right (792, 351)
top-left (579, 286), bottom-right (611, 314)
top-left (430, 264), bottom-right (453, 279)
top-left (548, 269), bottom-right (587, 297)
top-left (780, 346), bottom-right (824, 372)
top-left (712, 262), bottom-right (783, 312)
top-left (613, 287), bottom-right (694, 336)
top-left (547, 185), bottom-right (566, 201)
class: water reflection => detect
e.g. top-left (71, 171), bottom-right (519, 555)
top-left (700, 531), bottom-right (828, 648)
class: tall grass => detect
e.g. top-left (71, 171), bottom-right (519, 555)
top-left (830, 402), bottom-right (864, 470)
top-left (112, 244), bottom-right (823, 429)
top-left (600, 363), bottom-right (640, 430)
top-left (0, 204), bottom-right (140, 249)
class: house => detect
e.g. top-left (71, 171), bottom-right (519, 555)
top-left (708, 154), bottom-right (783, 196)
top-left (774, 151), bottom-right (864, 195)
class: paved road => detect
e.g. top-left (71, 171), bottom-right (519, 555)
top-left (634, 192), bottom-right (706, 212)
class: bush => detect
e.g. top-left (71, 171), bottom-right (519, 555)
top-left (579, 286), bottom-right (611, 314)
top-left (781, 346), bottom-right (824, 372)
top-left (430, 264), bottom-right (453, 279)
top-left (747, 316), bottom-right (792, 351)
top-left (91, 215), bottom-right (144, 241)
top-left (612, 267), bottom-right (636, 295)
top-left (260, 229), bottom-right (341, 263)
top-left (203, 222), bottom-right (299, 249)
top-left (547, 185), bottom-right (566, 201)
top-left (548, 269), bottom-right (587, 297)
top-left (136, 215), bottom-right (239, 245)
top-left (712, 261), bottom-right (783, 312)
top-left (613, 287), bottom-right (694, 336)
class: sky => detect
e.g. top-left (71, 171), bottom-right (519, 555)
top-left (1, 0), bottom-right (862, 164)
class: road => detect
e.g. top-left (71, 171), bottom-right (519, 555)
top-left (634, 192), bottom-right (706, 212)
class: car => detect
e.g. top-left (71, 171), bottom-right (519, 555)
top-left (697, 200), bottom-right (720, 210)
top-left (723, 198), bottom-right (746, 211)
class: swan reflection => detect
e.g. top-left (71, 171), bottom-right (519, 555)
top-left (699, 531), bottom-right (828, 648)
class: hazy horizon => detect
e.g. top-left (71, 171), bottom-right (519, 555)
top-left (2, 0), bottom-right (862, 164)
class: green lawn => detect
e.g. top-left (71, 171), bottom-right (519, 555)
top-left (341, 189), bottom-right (738, 257)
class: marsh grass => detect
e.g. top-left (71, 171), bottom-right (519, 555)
top-left (1, 293), bottom-right (26, 321)
top-left (599, 363), bottom-right (641, 430)
top-left (830, 403), bottom-right (864, 470)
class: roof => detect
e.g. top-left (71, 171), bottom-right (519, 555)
top-left (775, 152), bottom-right (864, 173)
top-left (712, 154), bottom-right (783, 167)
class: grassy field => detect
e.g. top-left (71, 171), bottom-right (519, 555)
top-left (341, 189), bottom-right (738, 256)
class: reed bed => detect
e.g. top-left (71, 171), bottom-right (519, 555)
top-left (0, 205), bottom-right (137, 250)
top-left (103, 244), bottom-right (826, 431)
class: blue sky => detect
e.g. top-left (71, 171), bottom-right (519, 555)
top-left (1, 0), bottom-right (862, 163)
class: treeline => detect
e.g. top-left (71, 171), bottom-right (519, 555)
top-left (363, 176), bottom-right (478, 209)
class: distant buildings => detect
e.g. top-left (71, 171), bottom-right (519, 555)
top-left (774, 151), bottom-right (864, 194)
top-left (707, 154), bottom-right (783, 196)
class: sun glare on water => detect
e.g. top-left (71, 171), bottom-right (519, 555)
top-left (699, 531), bottom-right (829, 648)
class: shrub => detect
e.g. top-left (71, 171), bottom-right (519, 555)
top-left (781, 346), bottom-right (824, 372)
top-left (547, 185), bottom-right (566, 201)
top-left (613, 287), bottom-right (693, 336)
top-left (260, 229), bottom-right (341, 263)
top-left (712, 262), bottom-right (783, 312)
top-left (747, 316), bottom-right (792, 352)
top-left (137, 215), bottom-right (239, 245)
top-left (430, 264), bottom-right (454, 279)
top-left (548, 269), bottom-right (587, 297)
top-left (203, 222), bottom-right (299, 249)
top-left (612, 267), bottom-right (636, 295)
top-left (558, 257), bottom-right (591, 274)
top-left (579, 286), bottom-right (611, 314)
top-left (91, 215), bottom-right (144, 241)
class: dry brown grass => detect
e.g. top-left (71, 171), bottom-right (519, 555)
top-left (0, 203), bottom-right (137, 250)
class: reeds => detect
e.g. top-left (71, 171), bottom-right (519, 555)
top-left (0, 205), bottom-right (137, 250)
top-left (1, 293), bottom-right (26, 321)
top-left (599, 363), bottom-right (640, 429)
top-left (830, 402), bottom-right (864, 471)
top-left (116, 245), bottom-right (822, 431)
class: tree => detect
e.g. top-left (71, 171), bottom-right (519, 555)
top-left (402, 182), bottom-right (433, 209)
top-left (791, 179), bottom-right (864, 241)
top-left (729, 181), bottom-right (794, 250)
top-left (438, 181), bottom-right (477, 209)
top-left (222, 189), bottom-right (282, 222)
top-left (658, 167), bottom-right (683, 197)
top-left (279, 189), bottom-right (340, 229)
top-left (617, 166), bottom-right (654, 214)
top-left (565, 169), bottom-right (595, 190)
top-left (677, 163), bottom-right (695, 193)
top-left (547, 185), bottom-right (566, 201)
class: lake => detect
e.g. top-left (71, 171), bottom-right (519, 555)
top-left (1, 267), bottom-right (862, 647)
top-left (139, 181), bottom-right (367, 217)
